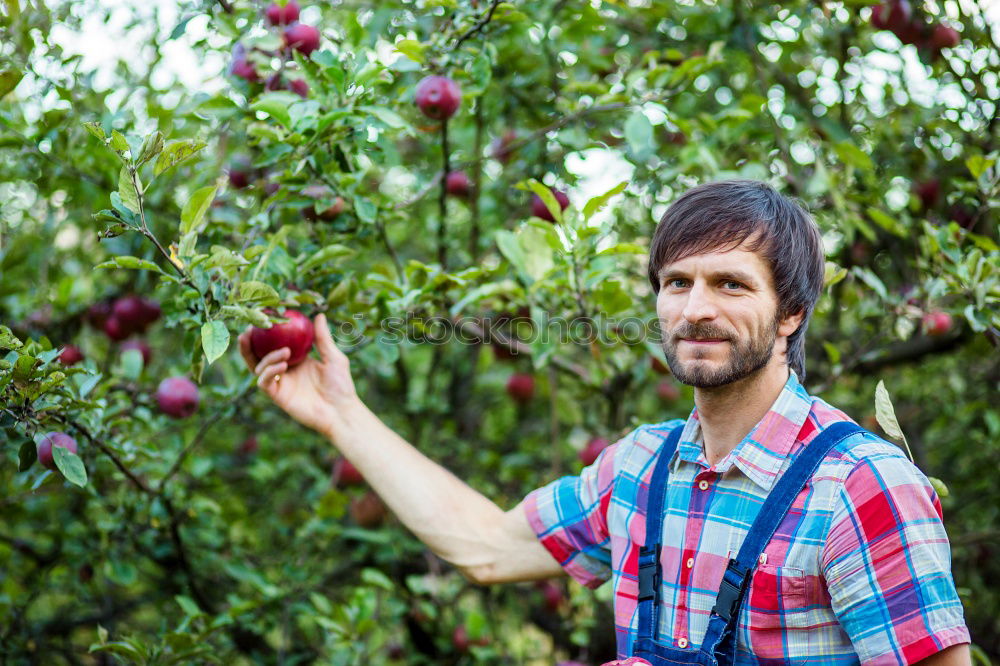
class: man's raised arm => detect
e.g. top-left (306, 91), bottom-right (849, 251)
top-left (238, 313), bottom-right (564, 585)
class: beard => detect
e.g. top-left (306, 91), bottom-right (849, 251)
top-left (661, 315), bottom-right (780, 389)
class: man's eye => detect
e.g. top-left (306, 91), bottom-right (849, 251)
top-left (724, 281), bottom-right (743, 290)
top-left (666, 278), bottom-right (687, 288)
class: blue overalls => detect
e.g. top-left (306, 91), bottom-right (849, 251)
top-left (632, 421), bottom-right (865, 664)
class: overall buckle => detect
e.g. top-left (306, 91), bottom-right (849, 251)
top-left (712, 559), bottom-right (750, 622)
top-left (637, 543), bottom-right (661, 602)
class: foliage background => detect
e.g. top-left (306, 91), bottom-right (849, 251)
top-left (1, 0), bottom-right (998, 663)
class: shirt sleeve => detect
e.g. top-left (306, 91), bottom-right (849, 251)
top-left (522, 428), bottom-right (639, 589)
top-left (821, 448), bottom-right (970, 664)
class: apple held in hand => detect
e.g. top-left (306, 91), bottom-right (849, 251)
top-left (156, 377), bottom-right (200, 419)
top-left (37, 432), bottom-right (78, 471)
top-left (250, 309), bottom-right (316, 366)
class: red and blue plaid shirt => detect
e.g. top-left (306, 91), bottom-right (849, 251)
top-left (524, 371), bottom-right (970, 663)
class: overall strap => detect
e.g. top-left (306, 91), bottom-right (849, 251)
top-left (700, 421), bottom-right (866, 659)
top-left (634, 425), bottom-right (684, 650)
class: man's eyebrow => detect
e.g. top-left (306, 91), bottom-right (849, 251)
top-left (657, 267), bottom-right (760, 287)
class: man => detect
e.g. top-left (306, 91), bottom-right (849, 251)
top-left (239, 179), bottom-right (971, 664)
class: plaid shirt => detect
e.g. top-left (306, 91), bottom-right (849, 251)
top-left (524, 371), bottom-right (970, 663)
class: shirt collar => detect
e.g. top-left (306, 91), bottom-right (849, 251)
top-left (674, 369), bottom-right (813, 492)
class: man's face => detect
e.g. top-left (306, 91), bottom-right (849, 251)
top-left (654, 242), bottom-right (795, 389)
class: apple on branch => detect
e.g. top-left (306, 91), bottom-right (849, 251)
top-left (249, 309), bottom-right (316, 366)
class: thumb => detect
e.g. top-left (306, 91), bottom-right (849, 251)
top-left (314, 313), bottom-right (347, 365)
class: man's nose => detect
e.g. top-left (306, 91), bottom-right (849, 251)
top-left (681, 282), bottom-right (719, 323)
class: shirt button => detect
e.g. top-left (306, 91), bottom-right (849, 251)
top-left (678, 637), bottom-right (689, 648)
top-left (698, 479), bottom-right (709, 490)
top-left (686, 557), bottom-right (694, 568)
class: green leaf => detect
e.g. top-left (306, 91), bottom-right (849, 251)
top-left (301, 244), bottom-right (353, 273)
top-left (928, 476), bottom-right (950, 499)
top-left (966, 154), bottom-right (995, 179)
top-left (175, 595), bottom-right (202, 617)
top-left (250, 92), bottom-right (299, 127)
top-left (0, 326), bottom-right (24, 350)
top-left (524, 180), bottom-right (564, 224)
top-left (137, 130), bottom-right (164, 167)
top-left (822, 341), bottom-right (840, 365)
top-left (496, 229), bottom-right (528, 281)
top-left (624, 111), bottom-right (654, 159)
top-left (154, 139), bottom-right (207, 176)
top-left (53, 445), bottom-right (88, 487)
top-left (394, 39), bottom-right (425, 63)
top-left (18, 439), bottom-right (36, 472)
top-left (201, 321), bottom-right (230, 365)
top-left (180, 185), bottom-right (217, 234)
top-left (353, 197), bottom-right (377, 224)
top-left (95, 256), bottom-right (162, 272)
top-left (83, 122), bottom-right (106, 141)
top-left (583, 181), bottom-right (627, 219)
top-left (235, 281), bottom-right (280, 306)
top-left (823, 261), bottom-right (848, 287)
top-left (833, 141), bottom-right (873, 171)
top-left (118, 167), bottom-right (140, 213)
top-left (866, 207), bottom-right (905, 237)
top-left (874, 380), bottom-right (913, 460)
top-left (120, 349), bottom-right (143, 380)
top-left (361, 568), bottom-right (394, 591)
top-left (0, 69), bottom-right (23, 97)
top-left (360, 106), bottom-right (408, 129)
top-left (596, 242), bottom-right (645, 255)
top-left (851, 267), bottom-right (888, 300)
top-left (110, 130), bottom-right (130, 154)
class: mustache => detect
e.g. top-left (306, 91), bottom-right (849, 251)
top-left (672, 325), bottom-right (732, 341)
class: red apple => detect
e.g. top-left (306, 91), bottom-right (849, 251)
top-left (506, 373), bottom-right (535, 404)
top-left (579, 437), bottom-right (610, 466)
top-left (102, 316), bottom-right (130, 341)
top-left (58, 345), bottom-right (84, 366)
top-left (287, 78), bottom-right (309, 97)
top-left (332, 456), bottom-right (365, 486)
top-left (302, 185), bottom-right (346, 221)
top-left (229, 43), bottom-right (259, 82)
top-left (922, 311), bottom-right (952, 337)
top-left (650, 355), bottom-right (670, 375)
top-left (229, 158), bottom-right (254, 190)
top-left (156, 377), bottom-right (200, 419)
top-left (536, 580), bottom-right (565, 612)
top-left (86, 301), bottom-right (112, 329)
top-left (249, 309), bottom-right (316, 367)
top-left (931, 24), bottom-right (960, 49)
top-left (265, 0), bottom-right (299, 25)
top-left (872, 0), bottom-right (912, 33)
top-left (350, 491), bottom-right (386, 528)
top-left (237, 436), bottom-right (259, 456)
top-left (445, 171), bottom-right (471, 197)
top-left (120, 339), bottom-right (152, 365)
top-left (491, 129), bottom-right (518, 164)
top-left (284, 23), bottom-right (321, 56)
top-left (37, 432), bottom-right (78, 471)
top-left (414, 75), bottom-right (462, 120)
top-left (530, 189), bottom-right (570, 223)
top-left (657, 379), bottom-right (681, 403)
top-left (914, 179), bottom-right (941, 209)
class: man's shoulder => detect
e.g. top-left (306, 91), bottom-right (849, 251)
top-left (609, 419), bottom-right (686, 472)
top-left (806, 399), bottom-right (927, 488)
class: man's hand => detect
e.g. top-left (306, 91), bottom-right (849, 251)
top-left (238, 313), bottom-right (358, 439)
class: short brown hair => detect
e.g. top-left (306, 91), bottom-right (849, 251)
top-left (647, 179), bottom-right (825, 380)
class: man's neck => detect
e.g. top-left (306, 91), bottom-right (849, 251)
top-left (693, 361), bottom-right (791, 466)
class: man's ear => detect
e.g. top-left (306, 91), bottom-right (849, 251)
top-left (777, 308), bottom-right (805, 339)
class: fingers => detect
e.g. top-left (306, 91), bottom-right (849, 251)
top-left (314, 313), bottom-right (349, 366)
top-left (238, 328), bottom-right (258, 370)
top-left (254, 347), bottom-right (290, 376)
top-left (258, 360), bottom-right (288, 390)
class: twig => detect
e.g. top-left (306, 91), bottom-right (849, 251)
top-left (452, 0), bottom-right (504, 52)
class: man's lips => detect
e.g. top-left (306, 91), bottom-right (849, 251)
top-left (681, 338), bottom-right (727, 344)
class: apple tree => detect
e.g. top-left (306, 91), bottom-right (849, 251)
top-left (1, 0), bottom-right (998, 663)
